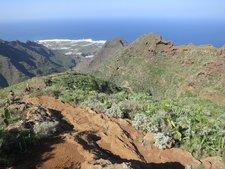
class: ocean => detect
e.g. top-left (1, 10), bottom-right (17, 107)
top-left (0, 19), bottom-right (225, 47)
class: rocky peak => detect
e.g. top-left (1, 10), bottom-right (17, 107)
top-left (135, 33), bottom-right (163, 45)
top-left (104, 38), bottom-right (128, 48)
top-left (125, 33), bottom-right (175, 57)
top-left (125, 33), bottom-right (220, 57)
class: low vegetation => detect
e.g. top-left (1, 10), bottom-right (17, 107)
top-left (77, 34), bottom-right (225, 107)
top-left (0, 106), bottom-right (59, 166)
top-left (0, 71), bottom-right (224, 166)
top-left (0, 108), bottom-right (36, 166)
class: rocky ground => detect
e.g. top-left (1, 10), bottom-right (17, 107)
top-left (5, 96), bottom-right (224, 169)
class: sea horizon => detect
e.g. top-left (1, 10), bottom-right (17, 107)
top-left (1, 18), bottom-right (225, 47)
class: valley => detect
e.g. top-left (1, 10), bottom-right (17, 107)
top-left (0, 39), bottom-right (105, 88)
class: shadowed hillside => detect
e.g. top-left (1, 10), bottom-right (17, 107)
top-left (76, 38), bottom-right (127, 73)
top-left (0, 40), bottom-right (65, 88)
top-left (0, 39), bottom-right (107, 89)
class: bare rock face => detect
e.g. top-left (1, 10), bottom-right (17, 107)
top-left (143, 132), bottom-right (155, 146)
top-left (201, 157), bottom-right (225, 169)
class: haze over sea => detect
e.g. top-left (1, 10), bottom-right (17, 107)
top-left (0, 19), bottom-right (225, 47)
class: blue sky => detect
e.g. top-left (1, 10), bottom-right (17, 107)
top-left (1, 0), bottom-right (225, 21)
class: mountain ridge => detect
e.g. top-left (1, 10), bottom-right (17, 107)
top-left (76, 33), bottom-right (225, 104)
top-left (0, 38), bottom-right (105, 89)
top-left (0, 40), bottom-right (65, 88)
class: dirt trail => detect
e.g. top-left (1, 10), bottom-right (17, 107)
top-left (18, 96), bottom-right (224, 169)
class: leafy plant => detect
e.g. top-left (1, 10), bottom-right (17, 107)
top-left (0, 130), bottom-right (40, 166)
top-left (2, 109), bottom-right (11, 126)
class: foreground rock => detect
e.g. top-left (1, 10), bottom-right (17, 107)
top-left (7, 96), bottom-right (222, 169)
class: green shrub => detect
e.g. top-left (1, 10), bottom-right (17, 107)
top-left (2, 109), bottom-right (12, 126)
top-left (130, 97), bottom-right (225, 158)
top-left (105, 103), bottom-right (124, 118)
top-left (0, 108), bottom-right (22, 128)
top-left (154, 133), bottom-right (172, 150)
top-left (80, 95), bottom-right (108, 113)
top-left (132, 113), bottom-right (151, 132)
top-left (33, 121), bottom-right (58, 136)
top-left (0, 130), bottom-right (40, 166)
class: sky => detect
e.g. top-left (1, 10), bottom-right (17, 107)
top-left (1, 0), bottom-right (225, 21)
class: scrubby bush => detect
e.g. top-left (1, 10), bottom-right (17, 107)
top-left (80, 95), bottom-right (108, 113)
top-left (130, 98), bottom-right (225, 158)
top-left (132, 113), bottom-right (150, 131)
top-left (154, 133), bottom-right (172, 150)
top-left (119, 99), bottom-right (142, 118)
top-left (0, 129), bottom-right (40, 166)
top-left (105, 103), bottom-right (124, 118)
top-left (33, 121), bottom-right (58, 136)
top-left (0, 108), bottom-right (22, 128)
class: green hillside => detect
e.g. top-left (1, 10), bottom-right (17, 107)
top-left (76, 33), bottom-right (225, 105)
top-left (0, 40), bottom-right (66, 88)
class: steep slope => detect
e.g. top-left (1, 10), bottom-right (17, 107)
top-left (4, 96), bottom-right (224, 169)
top-left (87, 38), bottom-right (127, 70)
top-left (38, 39), bottom-right (106, 71)
top-left (0, 40), bottom-right (65, 88)
top-left (0, 71), bottom-right (224, 168)
top-left (75, 38), bottom-right (127, 73)
top-left (77, 33), bottom-right (225, 104)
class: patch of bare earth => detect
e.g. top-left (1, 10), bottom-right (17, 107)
top-left (14, 96), bottom-right (224, 169)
